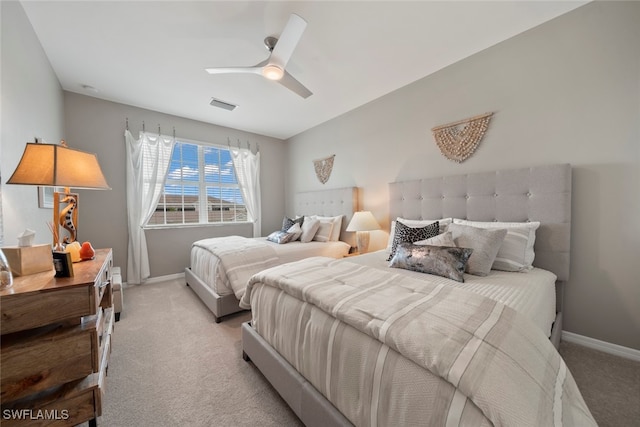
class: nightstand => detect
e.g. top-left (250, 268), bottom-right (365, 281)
top-left (1, 248), bottom-right (114, 427)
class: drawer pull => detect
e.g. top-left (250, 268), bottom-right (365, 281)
top-left (98, 280), bottom-right (110, 289)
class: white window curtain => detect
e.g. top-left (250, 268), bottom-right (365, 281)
top-left (231, 147), bottom-right (261, 237)
top-left (125, 130), bottom-right (175, 284)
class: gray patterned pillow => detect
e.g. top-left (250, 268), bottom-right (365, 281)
top-left (389, 242), bottom-right (473, 282)
top-left (282, 216), bottom-right (304, 232)
top-left (448, 223), bottom-right (507, 276)
top-left (266, 230), bottom-right (295, 244)
top-left (387, 220), bottom-right (440, 261)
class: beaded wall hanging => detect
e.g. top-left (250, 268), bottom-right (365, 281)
top-left (313, 154), bottom-right (335, 184)
top-left (431, 112), bottom-right (493, 163)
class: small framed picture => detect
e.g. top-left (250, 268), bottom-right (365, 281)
top-left (38, 186), bottom-right (57, 209)
top-left (52, 251), bottom-right (74, 278)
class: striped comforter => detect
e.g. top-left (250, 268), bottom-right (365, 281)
top-left (192, 236), bottom-right (278, 299)
top-left (241, 257), bottom-right (596, 426)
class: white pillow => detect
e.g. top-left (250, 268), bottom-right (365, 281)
top-left (448, 223), bottom-right (507, 277)
top-left (452, 219), bottom-right (540, 272)
top-left (300, 218), bottom-right (320, 243)
top-left (386, 218), bottom-right (453, 252)
top-left (415, 231), bottom-right (456, 247)
top-left (311, 215), bottom-right (343, 241)
top-left (312, 220), bottom-right (334, 242)
top-left (287, 223), bottom-right (303, 241)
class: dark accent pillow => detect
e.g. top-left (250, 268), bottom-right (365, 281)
top-left (282, 216), bottom-right (304, 232)
top-left (266, 230), bottom-right (295, 244)
top-left (387, 220), bottom-right (440, 261)
top-left (389, 242), bottom-right (473, 283)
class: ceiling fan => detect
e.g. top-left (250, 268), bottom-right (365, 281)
top-left (205, 13), bottom-right (312, 99)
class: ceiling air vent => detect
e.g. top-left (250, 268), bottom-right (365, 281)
top-left (209, 98), bottom-right (238, 111)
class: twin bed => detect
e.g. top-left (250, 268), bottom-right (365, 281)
top-left (239, 164), bottom-right (596, 426)
top-left (185, 187), bottom-right (358, 322)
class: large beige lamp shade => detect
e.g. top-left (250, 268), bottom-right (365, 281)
top-left (6, 141), bottom-right (111, 247)
top-left (7, 143), bottom-right (110, 189)
top-left (346, 211), bottom-right (380, 254)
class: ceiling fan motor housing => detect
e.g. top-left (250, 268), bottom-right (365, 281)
top-left (264, 36), bottom-right (278, 52)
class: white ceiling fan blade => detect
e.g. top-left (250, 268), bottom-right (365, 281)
top-left (279, 71), bottom-right (312, 99)
top-left (270, 13), bottom-right (307, 69)
top-left (206, 59), bottom-right (268, 75)
top-left (205, 66), bottom-right (262, 75)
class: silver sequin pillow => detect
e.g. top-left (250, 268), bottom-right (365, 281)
top-left (266, 230), bottom-right (296, 244)
top-left (387, 220), bottom-right (440, 261)
top-left (389, 242), bottom-right (473, 282)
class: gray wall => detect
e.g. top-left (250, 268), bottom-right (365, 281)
top-left (1, 1), bottom-right (65, 247)
top-left (286, 2), bottom-right (640, 350)
top-left (1, 0), bottom-right (287, 280)
top-left (63, 93), bottom-right (287, 279)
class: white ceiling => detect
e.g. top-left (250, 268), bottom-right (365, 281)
top-left (21, 1), bottom-right (587, 140)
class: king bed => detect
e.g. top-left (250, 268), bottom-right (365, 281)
top-left (185, 187), bottom-right (358, 323)
top-left (240, 164), bottom-right (596, 426)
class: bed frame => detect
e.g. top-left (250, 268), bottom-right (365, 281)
top-left (185, 187), bottom-right (359, 323)
top-left (242, 164), bottom-right (572, 426)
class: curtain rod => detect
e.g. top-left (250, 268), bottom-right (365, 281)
top-left (227, 138), bottom-right (260, 153)
top-left (125, 118), bottom-right (176, 138)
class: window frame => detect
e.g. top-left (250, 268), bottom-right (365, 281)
top-left (144, 137), bottom-right (249, 229)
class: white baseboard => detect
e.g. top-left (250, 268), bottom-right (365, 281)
top-left (146, 272), bottom-right (185, 284)
top-left (562, 331), bottom-right (640, 362)
top-left (123, 272), bottom-right (185, 287)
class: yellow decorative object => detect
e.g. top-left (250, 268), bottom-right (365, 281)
top-left (431, 112), bottom-right (493, 163)
top-left (65, 241), bottom-right (82, 263)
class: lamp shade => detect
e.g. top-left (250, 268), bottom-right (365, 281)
top-left (346, 211), bottom-right (380, 232)
top-left (6, 143), bottom-right (110, 189)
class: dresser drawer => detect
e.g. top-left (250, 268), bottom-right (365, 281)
top-left (98, 308), bottom-right (114, 364)
top-left (1, 286), bottom-right (93, 335)
top-left (1, 322), bottom-right (96, 403)
top-left (0, 379), bottom-right (99, 427)
top-left (94, 331), bottom-right (111, 416)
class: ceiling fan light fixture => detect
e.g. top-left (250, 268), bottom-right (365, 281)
top-left (262, 64), bottom-right (284, 81)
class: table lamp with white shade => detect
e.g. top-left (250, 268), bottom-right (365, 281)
top-left (346, 211), bottom-right (380, 254)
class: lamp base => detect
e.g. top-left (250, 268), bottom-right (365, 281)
top-left (54, 190), bottom-right (79, 246)
top-left (355, 231), bottom-right (370, 254)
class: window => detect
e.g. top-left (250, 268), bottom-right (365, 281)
top-left (147, 140), bottom-right (247, 226)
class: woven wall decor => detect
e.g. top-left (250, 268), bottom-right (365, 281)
top-left (431, 112), bottom-right (493, 163)
top-left (313, 154), bottom-right (335, 184)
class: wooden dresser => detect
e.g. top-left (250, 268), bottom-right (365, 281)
top-left (1, 248), bottom-right (114, 427)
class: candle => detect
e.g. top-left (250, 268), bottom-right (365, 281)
top-left (65, 241), bottom-right (82, 263)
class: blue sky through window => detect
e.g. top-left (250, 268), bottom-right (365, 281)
top-left (164, 142), bottom-right (243, 204)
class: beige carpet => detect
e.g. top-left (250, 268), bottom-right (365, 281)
top-left (92, 277), bottom-right (639, 426)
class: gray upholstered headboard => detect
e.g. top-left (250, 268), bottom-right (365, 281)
top-left (295, 187), bottom-right (359, 246)
top-left (389, 164), bottom-right (571, 281)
